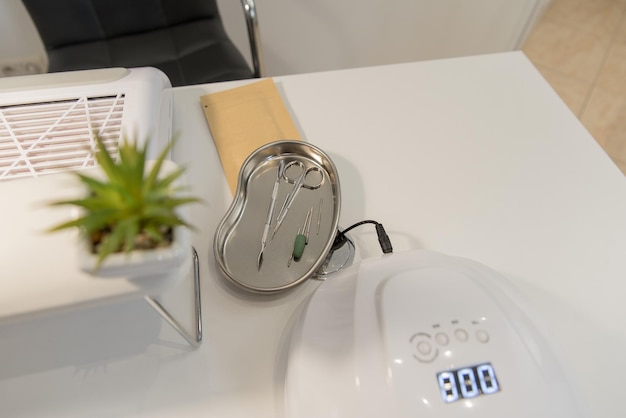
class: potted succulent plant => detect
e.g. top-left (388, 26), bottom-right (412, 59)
top-left (48, 133), bottom-right (200, 278)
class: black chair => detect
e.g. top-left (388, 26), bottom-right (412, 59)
top-left (22, 0), bottom-right (264, 87)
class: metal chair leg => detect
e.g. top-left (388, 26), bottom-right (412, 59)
top-left (241, 0), bottom-right (265, 78)
top-left (144, 247), bottom-right (202, 348)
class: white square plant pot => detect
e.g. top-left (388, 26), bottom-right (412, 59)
top-left (76, 160), bottom-right (193, 279)
top-left (79, 222), bottom-right (191, 279)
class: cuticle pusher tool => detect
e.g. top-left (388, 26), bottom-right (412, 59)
top-left (257, 159), bottom-right (285, 270)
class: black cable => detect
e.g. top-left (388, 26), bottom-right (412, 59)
top-left (332, 219), bottom-right (393, 254)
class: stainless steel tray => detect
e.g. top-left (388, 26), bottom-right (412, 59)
top-left (214, 141), bottom-right (341, 293)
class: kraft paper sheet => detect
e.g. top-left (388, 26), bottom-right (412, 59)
top-left (201, 78), bottom-right (301, 195)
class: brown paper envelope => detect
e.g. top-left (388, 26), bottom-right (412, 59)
top-left (201, 78), bottom-right (301, 194)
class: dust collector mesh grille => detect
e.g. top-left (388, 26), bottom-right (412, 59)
top-left (0, 93), bottom-right (125, 181)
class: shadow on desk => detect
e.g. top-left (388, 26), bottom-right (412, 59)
top-left (0, 299), bottom-right (161, 380)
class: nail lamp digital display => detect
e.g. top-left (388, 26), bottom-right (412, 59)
top-left (285, 251), bottom-right (584, 418)
top-left (437, 362), bottom-right (499, 403)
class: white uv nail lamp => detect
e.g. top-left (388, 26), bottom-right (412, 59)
top-left (284, 250), bottom-right (585, 418)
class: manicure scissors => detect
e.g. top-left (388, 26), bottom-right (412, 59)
top-left (272, 160), bottom-right (324, 237)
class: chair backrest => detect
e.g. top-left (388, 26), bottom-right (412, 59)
top-left (24, 0), bottom-right (219, 49)
top-left (22, 0), bottom-right (252, 86)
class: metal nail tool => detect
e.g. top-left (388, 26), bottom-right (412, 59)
top-left (273, 160), bottom-right (323, 238)
top-left (304, 206), bottom-right (313, 244)
top-left (317, 198), bottom-right (322, 235)
top-left (257, 159), bottom-right (285, 270)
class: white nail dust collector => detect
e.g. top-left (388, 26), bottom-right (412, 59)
top-left (0, 66), bottom-right (171, 182)
top-left (0, 67), bottom-right (173, 322)
top-left (285, 250), bottom-right (585, 417)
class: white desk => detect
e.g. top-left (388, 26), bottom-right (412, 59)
top-left (1, 52), bottom-right (625, 417)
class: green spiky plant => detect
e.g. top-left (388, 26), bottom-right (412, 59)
top-left (48, 133), bottom-right (200, 270)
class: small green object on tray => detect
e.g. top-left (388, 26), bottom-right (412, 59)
top-left (293, 233), bottom-right (306, 260)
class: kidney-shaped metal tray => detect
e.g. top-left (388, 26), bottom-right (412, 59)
top-left (214, 141), bottom-right (341, 293)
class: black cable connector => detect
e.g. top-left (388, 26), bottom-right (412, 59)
top-left (375, 222), bottom-right (393, 254)
top-left (332, 220), bottom-right (393, 254)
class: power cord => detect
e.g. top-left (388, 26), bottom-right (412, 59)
top-left (331, 220), bottom-right (393, 254)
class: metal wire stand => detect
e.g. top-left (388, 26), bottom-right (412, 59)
top-left (144, 247), bottom-right (202, 348)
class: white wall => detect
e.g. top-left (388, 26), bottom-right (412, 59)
top-left (0, 0), bottom-right (549, 79)
top-left (218, 0), bottom-right (550, 77)
top-left (0, 0), bottom-right (47, 77)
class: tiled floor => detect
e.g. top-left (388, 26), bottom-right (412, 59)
top-left (523, 0), bottom-right (626, 175)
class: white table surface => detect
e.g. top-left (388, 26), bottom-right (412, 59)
top-left (1, 51), bottom-right (625, 417)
